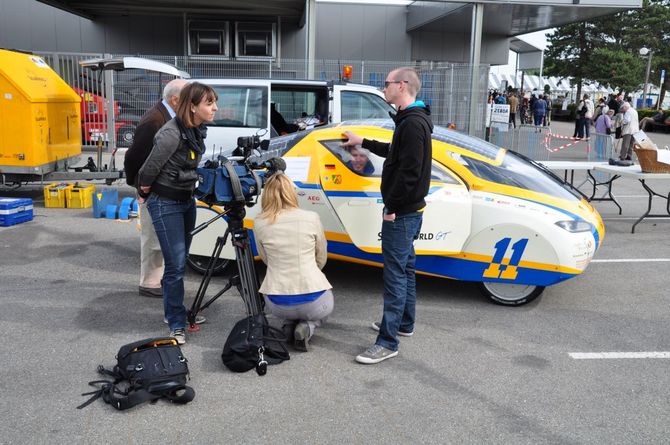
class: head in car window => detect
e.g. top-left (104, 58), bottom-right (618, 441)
top-left (346, 147), bottom-right (374, 175)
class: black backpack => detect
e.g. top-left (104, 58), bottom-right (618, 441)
top-left (222, 313), bottom-right (289, 375)
top-left (78, 337), bottom-right (195, 410)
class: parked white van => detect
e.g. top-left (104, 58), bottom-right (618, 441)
top-left (188, 78), bottom-right (394, 272)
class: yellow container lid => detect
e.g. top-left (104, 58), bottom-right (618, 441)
top-left (0, 49), bottom-right (81, 104)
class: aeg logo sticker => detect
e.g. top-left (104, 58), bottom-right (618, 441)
top-left (482, 237), bottom-right (529, 280)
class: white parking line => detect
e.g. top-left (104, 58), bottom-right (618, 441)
top-left (601, 217), bottom-right (670, 220)
top-left (591, 258), bottom-right (670, 263)
top-left (569, 352), bottom-right (670, 359)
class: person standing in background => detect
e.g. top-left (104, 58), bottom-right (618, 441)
top-left (543, 95), bottom-right (552, 126)
top-left (532, 95), bottom-right (546, 127)
top-left (619, 102), bottom-right (639, 161)
top-left (124, 78), bottom-right (187, 299)
top-left (508, 93), bottom-right (518, 128)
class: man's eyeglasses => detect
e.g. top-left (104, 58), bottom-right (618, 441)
top-left (384, 80), bottom-right (407, 88)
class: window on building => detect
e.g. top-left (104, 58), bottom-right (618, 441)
top-left (236, 22), bottom-right (276, 58)
top-left (188, 21), bottom-right (229, 56)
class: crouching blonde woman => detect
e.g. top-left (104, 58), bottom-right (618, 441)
top-left (253, 173), bottom-right (333, 351)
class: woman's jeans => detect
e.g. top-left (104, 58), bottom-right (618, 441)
top-left (377, 211), bottom-right (423, 351)
top-left (146, 194), bottom-right (196, 331)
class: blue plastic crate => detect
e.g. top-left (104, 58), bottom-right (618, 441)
top-left (0, 197), bottom-right (33, 227)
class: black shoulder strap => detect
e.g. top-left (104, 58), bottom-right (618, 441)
top-left (163, 386), bottom-right (196, 404)
top-left (77, 379), bottom-right (160, 410)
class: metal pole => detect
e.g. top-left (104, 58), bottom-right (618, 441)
top-left (103, 56), bottom-right (116, 154)
top-left (468, 3), bottom-right (483, 136)
top-left (657, 69), bottom-right (665, 110)
top-left (304, 0), bottom-right (316, 80)
top-left (642, 51), bottom-right (652, 109)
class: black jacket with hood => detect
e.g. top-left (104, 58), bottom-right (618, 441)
top-left (362, 105), bottom-right (433, 215)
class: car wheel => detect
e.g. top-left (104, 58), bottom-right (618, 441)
top-left (117, 125), bottom-right (136, 147)
top-left (479, 282), bottom-right (545, 306)
top-left (186, 255), bottom-right (230, 275)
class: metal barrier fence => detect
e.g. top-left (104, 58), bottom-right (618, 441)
top-left (489, 124), bottom-right (553, 161)
top-left (489, 124), bottom-right (615, 165)
top-left (36, 52), bottom-right (490, 148)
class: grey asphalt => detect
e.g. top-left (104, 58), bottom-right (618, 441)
top-left (2, 131), bottom-right (670, 444)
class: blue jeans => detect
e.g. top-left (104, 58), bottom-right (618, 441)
top-left (376, 211), bottom-right (423, 351)
top-left (146, 194), bottom-right (196, 331)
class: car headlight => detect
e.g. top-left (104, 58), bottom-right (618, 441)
top-left (555, 220), bottom-right (593, 233)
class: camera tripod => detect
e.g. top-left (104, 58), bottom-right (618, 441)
top-left (187, 204), bottom-right (263, 332)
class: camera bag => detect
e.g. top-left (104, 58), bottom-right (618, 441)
top-left (222, 313), bottom-right (290, 375)
top-left (77, 337), bottom-right (194, 410)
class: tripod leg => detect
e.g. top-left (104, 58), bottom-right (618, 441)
top-left (187, 235), bottom-right (226, 331)
top-left (230, 228), bottom-right (264, 316)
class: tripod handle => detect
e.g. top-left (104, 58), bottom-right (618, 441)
top-left (190, 208), bottom-right (229, 237)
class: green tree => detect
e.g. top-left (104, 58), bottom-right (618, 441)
top-left (589, 47), bottom-right (644, 93)
top-left (544, 0), bottom-right (670, 107)
top-left (543, 21), bottom-right (605, 100)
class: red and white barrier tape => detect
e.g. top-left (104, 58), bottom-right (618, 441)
top-left (544, 131), bottom-right (592, 152)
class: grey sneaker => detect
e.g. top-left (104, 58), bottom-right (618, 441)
top-left (164, 315), bottom-right (206, 325)
top-left (371, 321), bottom-right (413, 337)
top-left (293, 322), bottom-right (311, 352)
top-left (355, 344), bottom-right (398, 364)
top-left (170, 328), bottom-right (186, 345)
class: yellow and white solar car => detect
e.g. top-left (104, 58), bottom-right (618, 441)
top-left (190, 120), bottom-right (604, 306)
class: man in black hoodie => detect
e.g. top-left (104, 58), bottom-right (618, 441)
top-left (342, 67), bottom-right (433, 364)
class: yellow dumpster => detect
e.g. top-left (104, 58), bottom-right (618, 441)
top-left (0, 49), bottom-right (81, 176)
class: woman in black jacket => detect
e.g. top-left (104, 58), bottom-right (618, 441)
top-left (137, 82), bottom-right (218, 345)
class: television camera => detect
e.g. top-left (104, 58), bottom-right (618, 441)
top-left (188, 134), bottom-right (285, 334)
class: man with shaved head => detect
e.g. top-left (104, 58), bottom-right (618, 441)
top-left (342, 67), bottom-right (433, 364)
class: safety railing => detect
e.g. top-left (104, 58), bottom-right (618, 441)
top-left (489, 124), bottom-right (615, 164)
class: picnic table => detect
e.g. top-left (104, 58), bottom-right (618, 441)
top-left (594, 164), bottom-right (670, 233)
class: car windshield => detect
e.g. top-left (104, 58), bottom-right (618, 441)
top-left (209, 85), bottom-right (268, 128)
top-left (432, 126), bottom-right (501, 160)
top-left (458, 150), bottom-right (581, 201)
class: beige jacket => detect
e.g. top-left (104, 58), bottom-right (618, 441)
top-left (254, 208), bottom-right (331, 295)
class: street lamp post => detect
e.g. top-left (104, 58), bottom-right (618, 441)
top-left (640, 47), bottom-right (653, 109)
